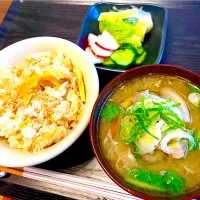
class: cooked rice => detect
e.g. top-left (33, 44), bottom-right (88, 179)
top-left (0, 51), bottom-right (85, 153)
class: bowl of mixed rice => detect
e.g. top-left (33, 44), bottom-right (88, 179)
top-left (0, 37), bottom-right (99, 167)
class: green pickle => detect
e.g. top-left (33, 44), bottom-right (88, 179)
top-left (135, 50), bottom-right (147, 65)
top-left (103, 58), bottom-right (117, 68)
top-left (110, 49), bottom-right (136, 67)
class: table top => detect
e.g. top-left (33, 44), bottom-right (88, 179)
top-left (0, 0), bottom-right (200, 200)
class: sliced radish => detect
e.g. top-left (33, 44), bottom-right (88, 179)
top-left (88, 33), bottom-right (113, 58)
top-left (95, 31), bottom-right (120, 51)
top-left (95, 42), bottom-right (114, 51)
top-left (90, 49), bottom-right (108, 59)
top-left (85, 47), bottom-right (104, 64)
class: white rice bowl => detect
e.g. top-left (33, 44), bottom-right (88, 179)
top-left (0, 37), bottom-right (99, 167)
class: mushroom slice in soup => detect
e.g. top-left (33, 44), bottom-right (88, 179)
top-left (160, 87), bottom-right (191, 123)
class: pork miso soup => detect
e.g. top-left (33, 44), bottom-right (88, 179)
top-left (99, 75), bottom-right (200, 197)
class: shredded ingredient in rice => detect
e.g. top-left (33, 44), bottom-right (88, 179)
top-left (0, 51), bottom-right (85, 153)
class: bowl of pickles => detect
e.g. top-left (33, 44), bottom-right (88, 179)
top-left (77, 3), bottom-right (168, 72)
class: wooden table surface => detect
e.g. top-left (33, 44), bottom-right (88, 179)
top-left (0, 0), bottom-right (200, 200)
top-left (0, 0), bottom-right (13, 24)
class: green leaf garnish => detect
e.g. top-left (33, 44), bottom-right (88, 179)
top-left (124, 168), bottom-right (166, 193)
top-left (163, 170), bottom-right (186, 195)
top-left (124, 168), bottom-right (186, 196)
top-left (101, 102), bottom-right (122, 122)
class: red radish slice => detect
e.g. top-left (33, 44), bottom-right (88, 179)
top-left (95, 42), bottom-right (114, 51)
top-left (85, 47), bottom-right (104, 64)
top-left (95, 31), bottom-right (120, 51)
top-left (90, 48), bottom-right (108, 58)
top-left (88, 34), bottom-right (113, 57)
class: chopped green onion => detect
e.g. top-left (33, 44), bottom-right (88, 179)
top-left (114, 94), bottom-right (186, 145)
top-left (162, 125), bottom-right (176, 134)
top-left (166, 98), bottom-right (172, 103)
top-left (136, 114), bottom-right (159, 140)
top-left (133, 146), bottom-right (141, 160)
top-left (187, 82), bottom-right (200, 94)
top-left (119, 126), bottom-right (133, 141)
top-left (161, 112), bottom-right (184, 128)
top-left (146, 107), bottom-right (161, 112)
top-left (172, 102), bottom-right (182, 107)
top-left (118, 114), bottom-right (134, 142)
top-left (190, 130), bottom-right (200, 151)
top-left (153, 101), bottom-right (163, 106)
top-left (149, 112), bottom-right (160, 121)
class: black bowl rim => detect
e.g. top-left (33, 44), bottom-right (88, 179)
top-left (76, 2), bottom-right (169, 73)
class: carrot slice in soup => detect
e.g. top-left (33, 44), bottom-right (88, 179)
top-left (111, 118), bottom-right (119, 135)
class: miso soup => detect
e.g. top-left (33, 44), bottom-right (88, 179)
top-left (99, 75), bottom-right (200, 197)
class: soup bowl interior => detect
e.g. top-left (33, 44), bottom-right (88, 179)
top-left (0, 37), bottom-right (99, 167)
top-left (90, 64), bottom-right (200, 199)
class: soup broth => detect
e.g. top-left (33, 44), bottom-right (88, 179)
top-left (99, 74), bottom-right (200, 197)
